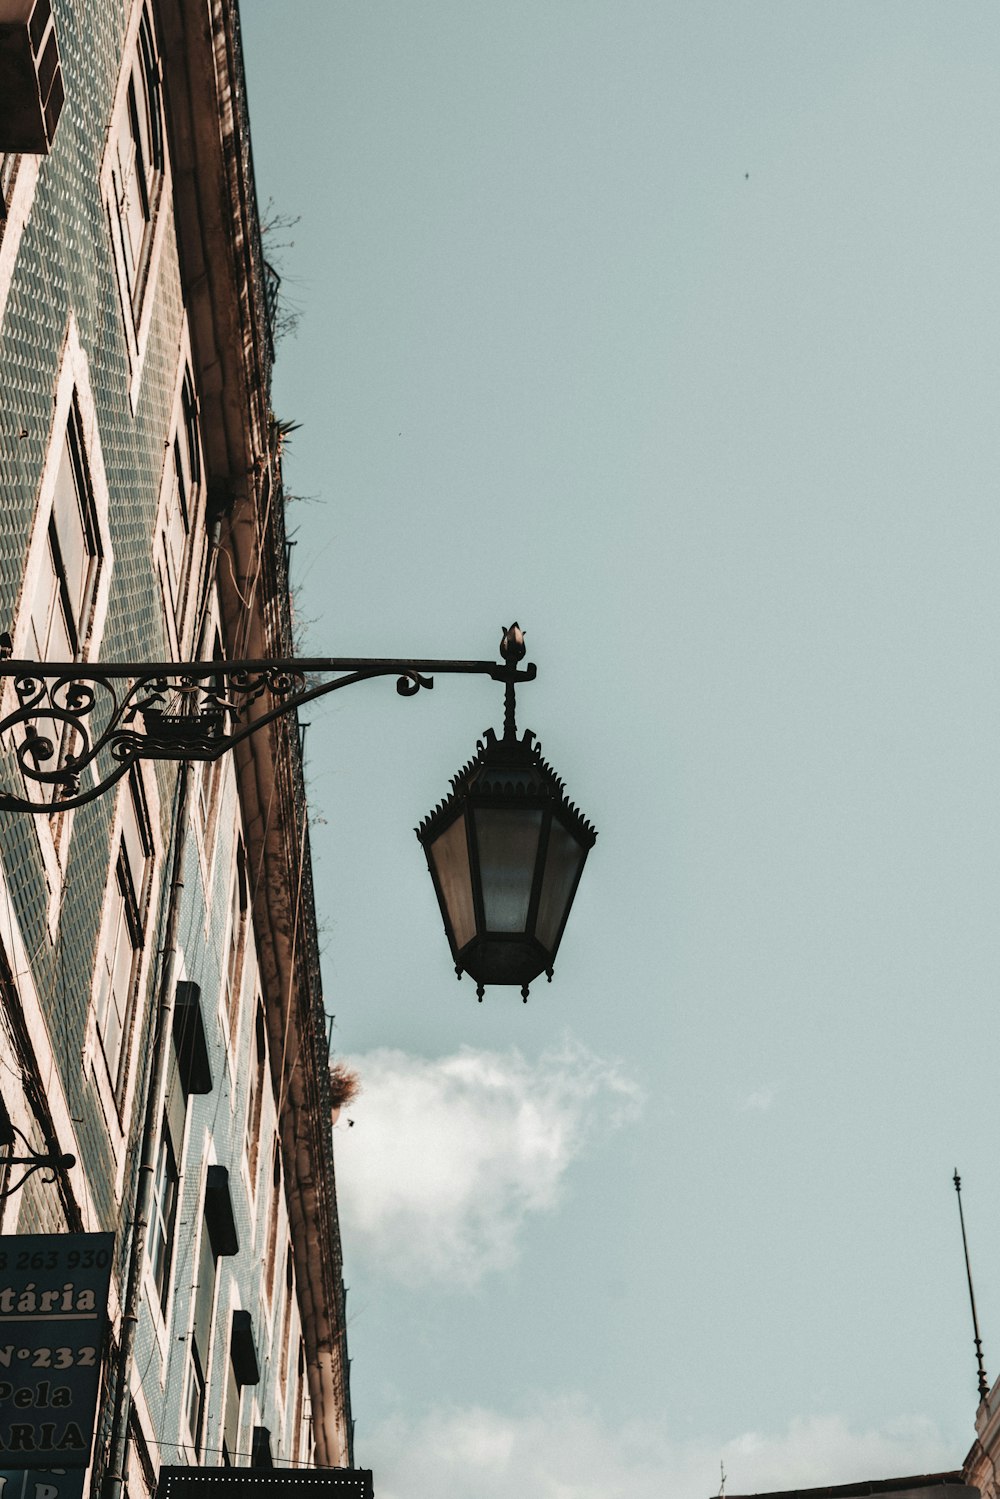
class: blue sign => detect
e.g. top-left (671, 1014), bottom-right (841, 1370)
top-left (0, 1234), bottom-right (114, 1468)
top-left (0, 1471), bottom-right (85, 1499)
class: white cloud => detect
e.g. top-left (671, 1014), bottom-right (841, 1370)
top-left (740, 1087), bottom-right (774, 1112)
top-left (360, 1399), bottom-right (956, 1499)
top-left (333, 1041), bottom-right (642, 1287)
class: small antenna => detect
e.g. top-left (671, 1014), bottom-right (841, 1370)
top-left (954, 1169), bottom-right (990, 1405)
top-left (719, 1460), bottom-right (727, 1498)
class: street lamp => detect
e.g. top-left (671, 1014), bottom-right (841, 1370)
top-left (417, 625), bottom-right (596, 1000)
top-left (0, 623), bottom-right (596, 997)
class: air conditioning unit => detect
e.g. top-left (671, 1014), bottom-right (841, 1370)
top-left (0, 0), bottom-right (64, 153)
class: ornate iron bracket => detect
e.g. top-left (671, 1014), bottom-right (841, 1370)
top-left (0, 626), bottom-right (536, 813)
top-left (0, 1111), bottom-right (75, 1204)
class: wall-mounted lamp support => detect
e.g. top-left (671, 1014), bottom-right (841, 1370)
top-left (0, 623), bottom-right (595, 1001)
top-left (0, 1096), bottom-right (75, 1203)
top-left (0, 626), bottom-right (536, 813)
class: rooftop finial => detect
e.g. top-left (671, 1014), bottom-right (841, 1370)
top-left (954, 1168), bottom-right (990, 1406)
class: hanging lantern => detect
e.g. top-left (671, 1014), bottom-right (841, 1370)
top-left (417, 704), bottom-right (597, 1002)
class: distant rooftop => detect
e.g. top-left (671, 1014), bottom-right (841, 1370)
top-left (722, 1472), bottom-right (974, 1499)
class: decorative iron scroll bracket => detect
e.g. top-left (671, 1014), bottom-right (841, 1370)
top-left (0, 629), bottom-right (536, 813)
top-left (0, 1118), bottom-right (75, 1203)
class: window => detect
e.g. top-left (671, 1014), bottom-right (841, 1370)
top-left (111, 4), bottom-right (162, 317)
top-left (279, 1251), bottom-right (293, 1402)
top-left (102, 1), bottom-right (168, 398)
top-left (0, 154), bottom-right (18, 223)
top-left (185, 1340), bottom-right (206, 1458)
top-left (264, 1140), bottom-right (281, 1305)
top-left (246, 1005), bottom-right (266, 1187)
top-left (222, 1312), bottom-right (260, 1466)
top-left (224, 840), bottom-right (249, 1035)
top-left (148, 1116), bottom-right (178, 1314)
top-left (222, 1353), bottom-right (240, 1466)
top-left (157, 366), bottom-right (205, 657)
top-left (7, 321), bottom-right (114, 923)
top-left (185, 1210), bottom-right (215, 1456)
top-left (185, 1167), bottom-right (238, 1458)
top-left (94, 772), bottom-right (152, 1102)
top-left (23, 397), bottom-right (102, 820)
top-left (0, 0), bottom-right (63, 154)
top-left (28, 402), bottom-right (100, 661)
top-left (197, 630), bottom-right (227, 852)
top-left (0, 150), bottom-right (40, 326)
top-left (293, 1342), bottom-right (307, 1464)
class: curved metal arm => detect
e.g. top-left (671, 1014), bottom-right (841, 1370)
top-left (0, 637), bottom-right (536, 813)
top-left (0, 1115), bottom-right (75, 1203)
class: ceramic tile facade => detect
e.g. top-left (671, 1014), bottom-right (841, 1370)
top-left (0, 0), bottom-right (352, 1489)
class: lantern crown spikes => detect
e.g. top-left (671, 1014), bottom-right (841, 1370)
top-left (419, 727), bottom-right (597, 849)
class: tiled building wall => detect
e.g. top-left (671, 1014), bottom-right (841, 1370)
top-left (127, 766), bottom-right (313, 1470)
top-left (0, 0), bottom-right (351, 1486)
top-left (0, 0), bottom-right (329, 1475)
top-left (0, 0), bottom-right (187, 1251)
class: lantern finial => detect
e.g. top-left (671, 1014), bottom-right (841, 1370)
top-left (499, 623), bottom-right (526, 743)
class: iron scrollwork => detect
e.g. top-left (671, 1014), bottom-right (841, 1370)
top-left (0, 1117), bottom-right (76, 1204)
top-left (0, 645), bottom-right (534, 814)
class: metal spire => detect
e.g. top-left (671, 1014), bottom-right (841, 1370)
top-left (954, 1169), bottom-right (990, 1405)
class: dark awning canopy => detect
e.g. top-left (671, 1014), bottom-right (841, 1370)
top-left (158, 1468), bottom-right (373, 1499)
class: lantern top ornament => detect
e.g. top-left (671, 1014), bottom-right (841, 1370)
top-left (419, 726), bottom-right (596, 852)
top-left (416, 626), bottom-right (597, 1001)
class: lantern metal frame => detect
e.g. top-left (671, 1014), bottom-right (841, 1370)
top-left (416, 625), bottom-right (597, 1001)
top-left (416, 725), bottom-right (597, 1001)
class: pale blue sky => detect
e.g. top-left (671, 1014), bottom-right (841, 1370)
top-left (241, 5), bottom-right (1000, 1494)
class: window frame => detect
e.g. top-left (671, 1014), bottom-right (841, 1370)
top-left (154, 346), bottom-right (207, 660)
top-left (147, 1114), bottom-right (180, 1315)
top-left (245, 1003), bottom-right (267, 1193)
top-left (92, 769), bottom-right (154, 1100)
top-left (185, 1212), bottom-right (217, 1459)
top-left (0, 151), bottom-right (39, 326)
top-left (263, 1139), bottom-right (282, 1308)
top-left (223, 836), bottom-right (251, 1044)
top-left (100, 0), bottom-right (170, 408)
top-left (5, 318), bottom-right (115, 931)
top-left (195, 623), bottom-right (229, 867)
top-left (84, 764), bottom-right (161, 1196)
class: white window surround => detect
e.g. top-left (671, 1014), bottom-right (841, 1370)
top-left (83, 762), bottom-right (162, 1201)
top-left (100, 0), bottom-right (171, 412)
top-left (142, 942), bottom-right (195, 1375)
top-left (5, 318), bottom-right (115, 935)
top-left (153, 332), bottom-right (207, 662)
top-left (242, 996), bottom-right (267, 1204)
top-left (181, 1151), bottom-right (225, 1462)
top-left (128, 1355), bottom-right (162, 1480)
top-left (0, 154), bottom-right (39, 328)
top-left (0, 846), bottom-right (109, 1243)
top-left (220, 830), bottom-right (255, 1068)
top-left (191, 599), bottom-right (239, 899)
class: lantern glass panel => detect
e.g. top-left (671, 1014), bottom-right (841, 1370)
top-left (429, 815), bottom-right (476, 950)
top-left (474, 807), bottom-right (542, 932)
top-left (535, 820), bottom-right (585, 952)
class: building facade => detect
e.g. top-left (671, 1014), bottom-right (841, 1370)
top-left (0, 0), bottom-right (355, 1493)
